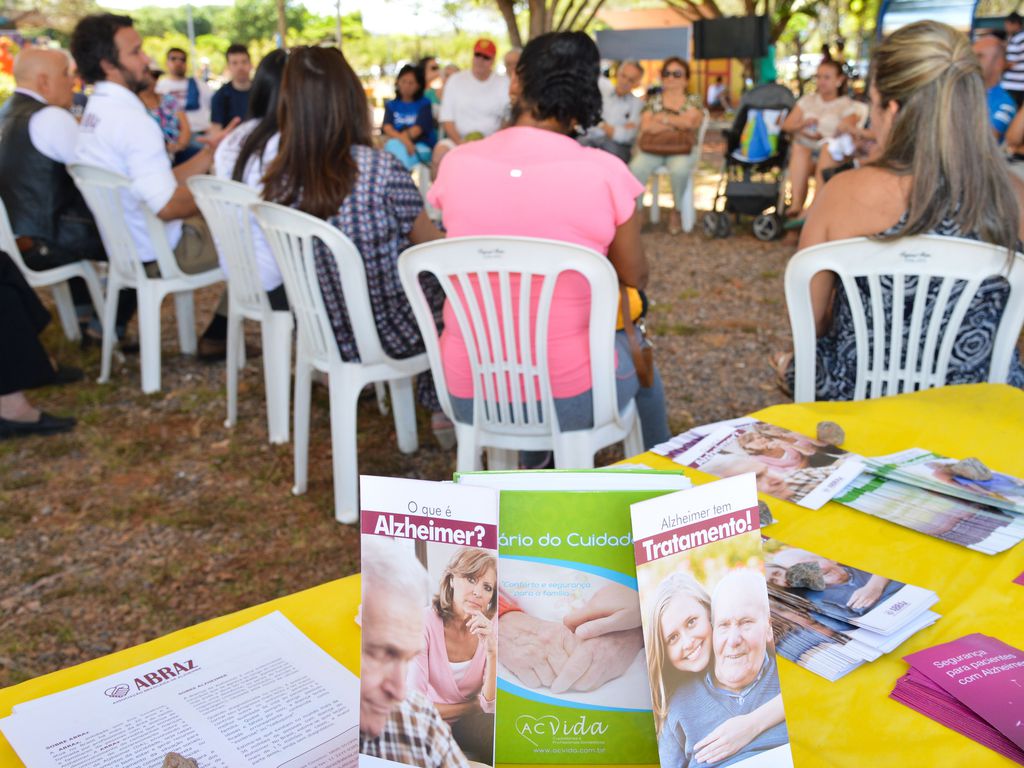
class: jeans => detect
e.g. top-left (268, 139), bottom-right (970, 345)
top-left (630, 149), bottom-right (698, 212)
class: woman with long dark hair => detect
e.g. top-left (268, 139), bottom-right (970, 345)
top-left (773, 21), bottom-right (1024, 398)
top-left (261, 47), bottom-right (445, 413)
top-left (214, 49), bottom-right (289, 306)
top-left (429, 31), bottom-right (670, 452)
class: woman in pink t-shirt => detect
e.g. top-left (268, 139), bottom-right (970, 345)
top-left (409, 548), bottom-right (497, 762)
top-left (428, 32), bottom-right (670, 452)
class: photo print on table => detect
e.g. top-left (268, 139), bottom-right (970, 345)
top-left (671, 420), bottom-right (863, 510)
top-left (631, 474), bottom-right (794, 768)
top-left (359, 476), bottom-right (500, 768)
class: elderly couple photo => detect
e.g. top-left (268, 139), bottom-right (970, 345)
top-left (639, 537), bottom-right (793, 768)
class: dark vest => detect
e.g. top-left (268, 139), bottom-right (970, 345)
top-left (0, 92), bottom-right (100, 254)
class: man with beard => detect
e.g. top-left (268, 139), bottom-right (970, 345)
top-left (70, 14), bottom-right (238, 359)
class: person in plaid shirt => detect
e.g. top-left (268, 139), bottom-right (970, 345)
top-left (359, 537), bottom-right (469, 768)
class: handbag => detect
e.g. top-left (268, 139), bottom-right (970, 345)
top-left (638, 124), bottom-right (695, 155)
top-left (620, 285), bottom-right (654, 389)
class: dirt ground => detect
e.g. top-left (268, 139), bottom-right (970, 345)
top-left (0, 137), bottom-right (798, 687)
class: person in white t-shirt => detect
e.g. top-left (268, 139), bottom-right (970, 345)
top-left (780, 60), bottom-right (860, 217)
top-left (70, 13), bottom-right (240, 359)
top-left (431, 38), bottom-right (509, 177)
top-left (155, 46), bottom-right (212, 163)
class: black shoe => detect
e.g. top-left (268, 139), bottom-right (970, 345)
top-left (0, 412), bottom-right (76, 439)
top-left (197, 336), bottom-right (262, 363)
top-left (52, 365), bottom-right (84, 385)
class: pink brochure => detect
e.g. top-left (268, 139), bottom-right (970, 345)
top-left (904, 634), bottom-right (1024, 751)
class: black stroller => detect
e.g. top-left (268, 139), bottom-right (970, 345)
top-left (702, 83), bottom-right (796, 241)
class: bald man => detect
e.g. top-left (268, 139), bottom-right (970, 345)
top-left (974, 34), bottom-right (1017, 142)
top-left (0, 47), bottom-right (107, 335)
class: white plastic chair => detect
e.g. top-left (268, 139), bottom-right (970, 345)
top-left (0, 193), bottom-right (105, 342)
top-left (647, 110), bottom-right (710, 233)
top-left (785, 234), bottom-right (1024, 402)
top-left (188, 176), bottom-right (293, 444)
top-left (398, 236), bottom-right (644, 472)
top-left (69, 164), bottom-right (225, 394)
top-left (251, 201), bottom-right (428, 524)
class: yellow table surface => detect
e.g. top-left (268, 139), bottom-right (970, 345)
top-left (2, 384), bottom-right (1023, 767)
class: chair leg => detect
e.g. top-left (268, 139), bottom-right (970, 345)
top-left (81, 263), bottom-right (106, 326)
top-left (624, 412), bottom-right (645, 458)
top-left (553, 432), bottom-right (595, 470)
top-left (98, 279), bottom-right (121, 384)
top-left (649, 173), bottom-right (662, 225)
top-left (174, 291), bottom-right (197, 355)
top-left (389, 376), bottom-right (419, 455)
top-left (375, 381), bottom-right (389, 415)
top-left (328, 370), bottom-right (361, 525)
top-left (138, 285), bottom-right (163, 394)
top-left (51, 282), bottom-right (81, 342)
top-left (455, 425), bottom-right (482, 473)
top-left (292, 357), bottom-right (313, 495)
top-left (485, 447), bottom-right (517, 470)
top-left (224, 311), bottom-right (242, 428)
top-left (262, 312), bottom-right (292, 445)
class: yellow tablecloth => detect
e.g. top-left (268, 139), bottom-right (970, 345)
top-left (2, 384), bottom-right (1023, 767)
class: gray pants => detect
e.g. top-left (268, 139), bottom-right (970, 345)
top-left (578, 134), bottom-right (633, 164)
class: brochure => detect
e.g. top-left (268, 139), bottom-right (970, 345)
top-left (833, 473), bottom-right (1024, 555)
top-left (0, 612), bottom-right (360, 768)
top-left (668, 420), bottom-right (863, 510)
top-left (891, 633), bottom-right (1024, 763)
top-left (865, 448), bottom-right (1024, 514)
top-left (358, 476), bottom-right (500, 768)
top-left (630, 474), bottom-right (794, 768)
top-left (456, 469), bottom-right (691, 765)
top-left (762, 537), bottom-right (938, 634)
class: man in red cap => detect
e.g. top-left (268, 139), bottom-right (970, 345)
top-left (431, 37), bottom-right (509, 177)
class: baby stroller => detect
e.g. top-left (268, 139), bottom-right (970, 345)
top-left (702, 83), bottom-right (796, 241)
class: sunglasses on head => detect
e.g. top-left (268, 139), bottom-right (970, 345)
top-left (664, 69), bottom-right (686, 78)
top-left (474, 52), bottom-right (493, 61)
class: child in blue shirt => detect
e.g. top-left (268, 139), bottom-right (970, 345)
top-left (382, 64), bottom-right (436, 170)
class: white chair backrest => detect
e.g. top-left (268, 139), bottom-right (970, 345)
top-left (68, 163), bottom-right (182, 283)
top-left (251, 201), bottom-right (388, 370)
top-left (187, 176), bottom-right (266, 315)
top-left (399, 236), bottom-right (621, 436)
top-left (785, 234), bottom-right (1024, 401)
top-left (0, 195), bottom-right (26, 272)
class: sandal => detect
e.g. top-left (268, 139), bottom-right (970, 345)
top-left (768, 351), bottom-right (794, 397)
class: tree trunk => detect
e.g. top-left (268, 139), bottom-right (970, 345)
top-left (495, 0), bottom-right (523, 48)
top-left (276, 0), bottom-right (287, 47)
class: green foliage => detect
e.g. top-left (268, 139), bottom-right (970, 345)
top-left (228, 0), bottom-right (304, 44)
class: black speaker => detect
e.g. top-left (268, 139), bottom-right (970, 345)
top-left (693, 16), bottom-right (770, 60)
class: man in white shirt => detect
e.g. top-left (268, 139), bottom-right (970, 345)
top-left (578, 60), bottom-right (644, 163)
top-left (70, 13), bottom-right (239, 359)
top-left (0, 47), bottom-right (108, 335)
top-left (431, 38), bottom-right (509, 177)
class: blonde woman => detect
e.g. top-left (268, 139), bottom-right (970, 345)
top-left (774, 20), bottom-right (1024, 398)
top-left (410, 548), bottom-right (497, 761)
top-left (646, 572), bottom-right (784, 766)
